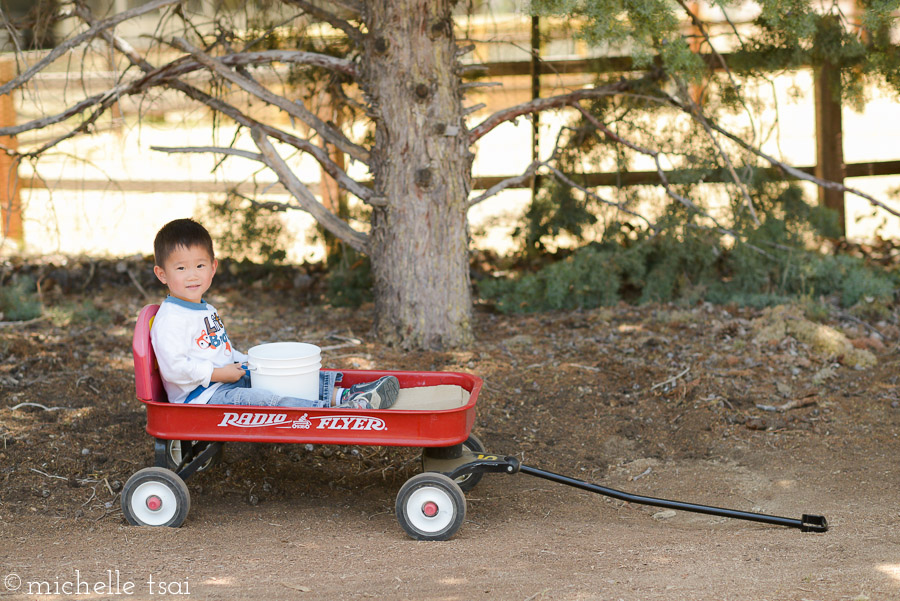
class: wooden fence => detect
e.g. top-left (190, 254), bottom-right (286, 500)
top-left (3, 44), bottom-right (900, 243)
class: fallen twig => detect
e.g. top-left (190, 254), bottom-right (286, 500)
top-left (81, 487), bottom-right (97, 508)
top-left (837, 311), bottom-right (884, 338)
top-left (320, 342), bottom-right (362, 352)
top-left (566, 363), bottom-right (603, 372)
top-left (29, 468), bottom-right (69, 481)
top-left (631, 467), bottom-right (652, 481)
top-left (755, 396), bottom-right (818, 413)
top-left (650, 367), bottom-right (691, 391)
top-left (10, 402), bottom-right (72, 411)
top-left (30, 468), bottom-right (100, 485)
top-left (321, 334), bottom-right (363, 352)
top-left (0, 316), bottom-right (47, 328)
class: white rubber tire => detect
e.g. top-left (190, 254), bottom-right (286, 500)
top-left (121, 467), bottom-right (190, 527)
top-left (396, 472), bottom-right (466, 541)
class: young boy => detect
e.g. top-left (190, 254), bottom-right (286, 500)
top-left (150, 218), bottom-right (398, 410)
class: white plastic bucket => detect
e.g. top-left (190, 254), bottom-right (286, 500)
top-left (247, 342), bottom-right (321, 401)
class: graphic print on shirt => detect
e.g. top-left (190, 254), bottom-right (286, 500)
top-left (194, 311), bottom-right (232, 353)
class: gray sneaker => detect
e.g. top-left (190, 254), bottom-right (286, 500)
top-left (346, 375), bottom-right (400, 409)
top-left (336, 396), bottom-right (373, 410)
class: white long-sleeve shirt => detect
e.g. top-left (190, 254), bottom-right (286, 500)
top-left (150, 296), bottom-right (247, 403)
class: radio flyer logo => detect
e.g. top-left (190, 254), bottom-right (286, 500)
top-left (217, 411), bottom-right (387, 432)
top-left (289, 414), bottom-right (312, 429)
top-left (217, 412), bottom-right (290, 428)
top-left (303, 415), bottom-right (387, 431)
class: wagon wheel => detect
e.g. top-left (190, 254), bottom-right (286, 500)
top-left (455, 434), bottom-right (486, 493)
top-left (396, 473), bottom-right (466, 541)
top-left (166, 440), bottom-right (223, 472)
top-left (121, 467), bottom-right (191, 527)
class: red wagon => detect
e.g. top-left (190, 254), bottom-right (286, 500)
top-left (124, 304), bottom-right (827, 540)
top-left (124, 304), bottom-right (494, 540)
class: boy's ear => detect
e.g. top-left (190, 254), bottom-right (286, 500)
top-left (211, 258), bottom-right (218, 275)
top-left (153, 265), bottom-right (168, 285)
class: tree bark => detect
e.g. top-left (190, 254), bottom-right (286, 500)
top-left (362, 0), bottom-right (474, 349)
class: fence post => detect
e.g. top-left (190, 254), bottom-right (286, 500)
top-left (814, 59), bottom-right (846, 236)
top-left (318, 94), bottom-right (347, 261)
top-left (0, 58), bottom-right (21, 246)
top-left (531, 15), bottom-right (541, 202)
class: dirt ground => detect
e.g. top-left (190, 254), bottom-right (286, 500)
top-left (1, 274), bottom-right (900, 601)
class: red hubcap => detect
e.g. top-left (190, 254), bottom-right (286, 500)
top-left (146, 495), bottom-right (163, 511)
top-left (422, 501), bottom-right (439, 517)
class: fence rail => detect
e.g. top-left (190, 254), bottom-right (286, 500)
top-left (7, 49), bottom-right (900, 239)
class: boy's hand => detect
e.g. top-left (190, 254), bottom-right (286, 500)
top-left (212, 363), bottom-right (246, 383)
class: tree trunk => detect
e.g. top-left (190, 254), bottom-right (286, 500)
top-left (362, 0), bottom-right (474, 349)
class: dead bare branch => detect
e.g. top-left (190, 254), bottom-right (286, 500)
top-left (125, 267), bottom-right (151, 301)
top-left (468, 160), bottom-right (541, 208)
top-left (160, 49), bottom-right (360, 80)
top-left (151, 145), bottom-right (263, 162)
top-left (66, 7), bottom-right (373, 205)
top-left (543, 164), bottom-right (659, 232)
top-left (462, 103), bottom-right (486, 116)
top-left (661, 94), bottom-right (900, 220)
top-left (250, 127), bottom-right (369, 254)
top-left (573, 102), bottom-right (708, 217)
top-left (0, 92), bottom-right (106, 137)
top-left (283, 0), bottom-right (364, 44)
top-left (461, 81), bottom-right (503, 90)
top-left (0, 0), bottom-right (185, 98)
top-left (468, 78), bottom-right (637, 143)
top-left (0, 47), bottom-right (357, 140)
top-left (672, 78), bottom-right (760, 226)
top-left (170, 36), bottom-right (370, 165)
top-left (572, 102), bottom-right (776, 257)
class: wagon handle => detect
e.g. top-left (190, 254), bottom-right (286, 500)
top-left (517, 464), bottom-right (828, 533)
top-left (446, 456), bottom-right (828, 533)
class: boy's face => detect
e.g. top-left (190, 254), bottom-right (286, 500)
top-left (153, 244), bottom-right (217, 304)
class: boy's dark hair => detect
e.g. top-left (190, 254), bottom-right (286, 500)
top-left (154, 218), bottom-right (215, 266)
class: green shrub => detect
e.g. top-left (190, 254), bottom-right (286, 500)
top-left (479, 226), bottom-right (898, 314)
top-left (46, 299), bottom-right (111, 327)
top-left (478, 246), bottom-right (627, 313)
top-left (0, 275), bottom-right (42, 321)
top-left (481, 165), bottom-right (898, 315)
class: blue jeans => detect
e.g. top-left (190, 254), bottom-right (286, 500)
top-left (208, 371), bottom-right (340, 408)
